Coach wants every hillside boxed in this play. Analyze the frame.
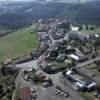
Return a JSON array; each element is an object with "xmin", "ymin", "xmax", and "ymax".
[
  {"xmin": 0, "ymin": 1, "xmax": 100, "ymax": 28},
  {"xmin": 0, "ymin": 26, "xmax": 38, "ymax": 62}
]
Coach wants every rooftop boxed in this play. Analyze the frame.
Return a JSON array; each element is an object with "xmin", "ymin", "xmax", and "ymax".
[{"xmin": 20, "ymin": 87, "xmax": 32, "ymax": 100}]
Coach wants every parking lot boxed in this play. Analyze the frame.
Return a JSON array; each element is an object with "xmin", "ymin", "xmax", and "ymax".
[
  {"xmin": 36, "ymin": 86, "xmax": 71, "ymax": 100},
  {"xmin": 28, "ymin": 72, "xmax": 84, "ymax": 100}
]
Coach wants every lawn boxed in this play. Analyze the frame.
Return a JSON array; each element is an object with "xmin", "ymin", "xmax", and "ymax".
[
  {"xmin": 0, "ymin": 26, "xmax": 38, "ymax": 62},
  {"xmin": 86, "ymin": 64, "xmax": 100, "ymax": 76},
  {"xmin": 79, "ymin": 92, "xmax": 96, "ymax": 100},
  {"xmin": 80, "ymin": 26, "xmax": 100, "ymax": 34}
]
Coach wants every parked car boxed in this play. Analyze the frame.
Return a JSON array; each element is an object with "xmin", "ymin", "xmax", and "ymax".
[
  {"xmin": 55, "ymin": 86, "xmax": 62, "ymax": 91},
  {"xmin": 55, "ymin": 86, "xmax": 69, "ymax": 97},
  {"xmin": 32, "ymin": 94, "xmax": 38, "ymax": 99},
  {"xmin": 64, "ymin": 92, "xmax": 69, "ymax": 97},
  {"xmin": 56, "ymin": 89, "xmax": 61, "ymax": 94},
  {"xmin": 60, "ymin": 92, "xmax": 65, "ymax": 96},
  {"xmin": 43, "ymin": 82, "xmax": 52, "ymax": 88}
]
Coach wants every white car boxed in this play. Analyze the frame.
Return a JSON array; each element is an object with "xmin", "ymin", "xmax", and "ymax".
[
  {"xmin": 60, "ymin": 92, "xmax": 65, "ymax": 96},
  {"xmin": 56, "ymin": 89, "xmax": 61, "ymax": 94}
]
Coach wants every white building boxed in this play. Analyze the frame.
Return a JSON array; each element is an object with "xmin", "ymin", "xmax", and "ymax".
[
  {"xmin": 69, "ymin": 54, "xmax": 88, "ymax": 62},
  {"xmin": 65, "ymin": 70, "xmax": 96, "ymax": 91},
  {"xmin": 71, "ymin": 26, "xmax": 79, "ymax": 31}
]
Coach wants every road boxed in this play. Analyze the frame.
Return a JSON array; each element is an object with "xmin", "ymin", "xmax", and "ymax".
[
  {"xmin": 77, "ymin": 56, "xmax": 100, "ymax": 68},
  {"xmin": 14, "ymin": 53, "xmax": 100, "ymax": 100},
  {"xmin": 14, "ymin": 58, "xmax": 85, "ymax": 100},
  {"xmin": 16, "ymin": 60, "xmax": 39, "ymax": 70},
  {"xmin": 15, "ymin": 59, "xmax": 39, "ymax": 89},
  {"xmin": 76, "ymin": 56, "xmax": 100, "ymax": 83},
  {"xmin": 50, "ymin": 72, "xmax": 85, "ymax": 100}
]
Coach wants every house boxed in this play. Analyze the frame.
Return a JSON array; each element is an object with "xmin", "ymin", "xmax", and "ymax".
[
  {"xmin": 52, "ymin": 34, "xmax": 64, "ymax": 40},
  {"xmin": 15, "ymin": 54, "xmax": 32, "ymax": 64},
  {"xmin": 19, "ymin": 87, "xmax": 32, "ymax": 100},
  {"xmin": 34, "ymin": 70, "xmax": 49, "ymax": 82},
  {"xmin": 6, "ymin": 64, "xmax": 18, "ymax": 74},
  {"xmin": 40, "ymin": 61, "xmax": 49, "ymax": 71},
  {"xmin": 74, "ymin": 79, "xmax": 96, "ymax": 91},
  {"xmin": 39, "ymin": 34, "xmax": 50, "ymax": 42},
  {"xmin": 80, "ymin": 47, "xmax": 91, "ymax": 54},
  {"xmin": 54, "ymin": 39, "xmax": 64, "ymax": 45},
  {"xmin": 95, "ymin": 34, "xmax": 100, "ymax": 38},
  {"xmin": 2, "ymin": 58, "xmax": 12, "ymax": 65},
  {"xmin": 38, "ymin": 19, "xmax": 43, "ymax": 24},
  {"xmin": 69, "ymin": 54, "xmax": 88, "ymax": 62},
  {"xmin": 65, "ymin": 70, "xmax": 96, "ymax": 91},
  {"xmin": 46, "ymin": 51, "xmax": 58, "ymax": 60},
  {"xmin": 46, "ymin": 45, "xmax": 58, "ymax": 59},
  {"xmin": 31, "ymin": 51, "xmax": 41, "ymax": 60},
  {"xmin": 71, "ymin": 27, "xmax": 79, "ymax": 31},
  {"xmin": 70, "ymin": 23, "xmax": 80, "ymax": 31},
  {"xmin": 37, "ymin": 32, "xmax": 46, "ymax": 40},
  {"xmin": 38, "ymin": 25, "xmax": 50, "ymax": 32},
  {"xmin": 74, "ymin": 80, "xmax": 96, "ymax": 91},
  {"xmin": 64, "ymin": 31, "xmax": 89, "ymax": 41},
  {"xmin": 88, "ymin": 33, "xmax": 99, "ymax": 39},
  {"xmin": 39, "ymin": 43, "xmax": 49, "ymax": 53},
  {"xmin": 56, "ymin": 54, "xmax": 66, "ymax": 62},
  {"xmin": 78, "ymin": 34, "xmax": 89, "ymax": 41},
  {"xmin": 66, "ymin": 46, "xmax": 76, "ymax": 54},
  {"xmin": 64, "ymin": 31, "xmax": 80, "ymax": 41}
]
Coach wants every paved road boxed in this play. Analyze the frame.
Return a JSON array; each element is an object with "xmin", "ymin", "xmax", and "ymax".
[
  {"xmin": 15, "ymin": 60, "xmax": 84, "ymax": 100},
  {"xmin": 77, "ymin": 56, "xmax": 100, "ymax": 68},
  {"xmin": 50, "ymin": 72, "xmax": 85, "ymax": 100},
  {"xmin": 15, "ymin": 59, "xmax": 39, "ymax": 87},
  {"xmin": 15, "ymin": 70, "xmax": 28, "ymax": 88},
  {"xmin": 12, "ymin": 90, "xmax": 16, "ymax": 100},
  {"xmin": 77, "ymin": 56, "xmax": 100, "ymax": 83},
  {"xmin": 14, "ymin": 54, "xmax": 100, "ymax": 100},
  {"xmin": 16, "ymin": 60, "xmax": 39, "ymax": 70},
  {"xmin": 37, "ymin": 86, "xmax": 72, "ymax": 100},
  {"xmin": 26, "ymin": 72, "xmax": 84, "ymax": 100},
  {"xmin": 77, "ymin": 67, "xmax": 100, "ymax": 82}
]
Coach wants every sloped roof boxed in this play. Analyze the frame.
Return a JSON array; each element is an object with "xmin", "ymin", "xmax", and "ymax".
[{"xmin": 20, "ymin": 87, "xmax": 32, "ymax": 100}]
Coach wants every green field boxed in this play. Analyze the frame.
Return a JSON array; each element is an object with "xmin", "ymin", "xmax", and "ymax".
[
  {"xmin": 80, "ymin": 26, "xmax": 100, "ymax": 34},
  {"xmin": 79, "ymin": 92, "xmax": 95, "ymax": 100},
  {"xmin": 0, "ymin": 26, "xmax": 38, "ymax": 62}
]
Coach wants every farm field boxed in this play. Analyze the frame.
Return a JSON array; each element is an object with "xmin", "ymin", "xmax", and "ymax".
[{"xmin": 0, "ymin": 26, "xmax": 38, "ymax": 62}]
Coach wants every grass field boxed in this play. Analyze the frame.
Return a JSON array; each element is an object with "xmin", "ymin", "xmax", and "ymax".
[
  {"xmin": 80, "ymin": 27, "xmax": 100, "ymax": 34},
  {"xmin": 79, "ymin": 92, "xmax": 95, "ymax": 100},
  {"xmin": 0, "ymin": 26, "xmax": 38, "ymax": 62}
]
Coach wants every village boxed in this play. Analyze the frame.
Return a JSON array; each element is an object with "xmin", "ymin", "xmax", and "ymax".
[{"xmin": 0, "ymin": 19, "xmax": 100, "ymax": 100}]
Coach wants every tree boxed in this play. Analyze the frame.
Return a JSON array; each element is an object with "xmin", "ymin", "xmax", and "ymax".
[{"xmin": 1, "ymin": 67, "xmax": 7, "ymax": 76}]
